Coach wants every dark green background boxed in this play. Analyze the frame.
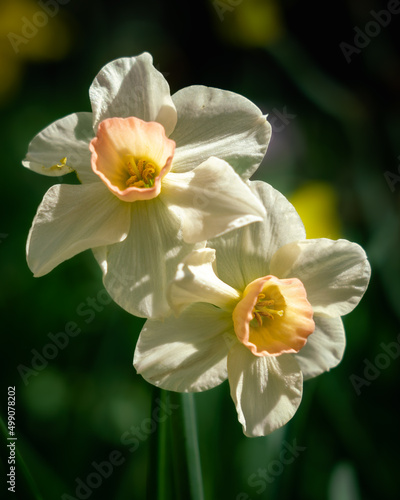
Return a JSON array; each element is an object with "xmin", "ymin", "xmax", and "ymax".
[{"xmin": 1, "ymin": 0, "xmax": 399, "ymax": 499}]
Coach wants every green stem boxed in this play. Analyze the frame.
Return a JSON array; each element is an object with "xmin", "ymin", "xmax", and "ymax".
[
  {"xmin": 181, "ymin": 393, "xmax": 204, "ymax": 500},
  {"xmin": 157, "ymin": 390, "xmax": 169, "ymax": 500},
  {"xmin": 147, "ymin": 387, "xmax": 170, "ymax": 500}
]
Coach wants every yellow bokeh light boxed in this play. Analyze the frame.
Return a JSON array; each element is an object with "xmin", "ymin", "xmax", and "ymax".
[
  {"xmin": 0, "ymin": 0, "xmax": 72, "ymax": 62},
  {"xmin": 289, "ymin": 181, "xmax": 342, "ymax": 240},
  {"xmin": 212, "ymin": 0, "xmax": 285, "ymax": 47}
]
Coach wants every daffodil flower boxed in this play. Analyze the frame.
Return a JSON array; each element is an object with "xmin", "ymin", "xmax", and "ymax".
[
  {"xmin": 133, "ymin": 181, "xmax": 371, "ymax": 436},
  {"xmin": 23, "ymin": 53, "xmax": 271, "ymax": 318}
]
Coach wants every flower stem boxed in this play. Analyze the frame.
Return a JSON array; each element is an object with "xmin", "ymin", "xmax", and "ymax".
[
  {"xmin": 181, "ymin": 393, "xmax": 205, "ymax": 500},
  {"xmin": 157, "ymin": 389, "xmax": 169, "ymax": 500},
  {"xmin": 147, "ymin": 387, "xmax": 170, "ymax": 500},
  {"xmin": 150, "ymin": 390, "xmax": 204, "ymax": 499}
]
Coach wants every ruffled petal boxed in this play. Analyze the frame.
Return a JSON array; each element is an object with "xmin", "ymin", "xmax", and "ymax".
[
  {"xmin": 161, "ymin": 158, "xmax": 266, "ymax": 244},
  {"xmin": 22, "ymin": 112, "xmax": 97, "ymax": 184},
  {"xmin": 89, "ymin": 53, "xmax": 177, "ymax": 136},
  {"xmin": 170, "ymin": 85, "xmax": 271, "ymax": 179},
  {"xmin": 168, "ymin": 248, "xmax": 241, "ymax": 315},
  {"xmin": 90, "ymin": 117, "xmax": 175, "ymax": 202},
  {"xmin": 232, "ymin": 276, "xmax": 314, "ymax": 357},
  {"xmin": 228, "ymin": 343, "xmax": 303, "ymax": 436},
  {"xmin": 269, "ymin": 239, "xmax": 371, "ymax": 317},
  {"xmin": 99, "ymin": 196, "xmax": 193, "ymax": 319},
  {"xmin": 134, "ymin": 303, "xmax": 233, "ymax": 392},
  {"xmin": 209, "ymin": 181, "xmax": 306, "ymax": 291},
  {"xmin": 294, "ymin": 316, "xmax": 346, "ymax": 380},
  {"xmin": 27, "ymin": 183, "xmax": 130, "ymax": 277}
]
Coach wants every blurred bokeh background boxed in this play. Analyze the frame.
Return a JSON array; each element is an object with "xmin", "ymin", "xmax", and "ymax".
[{"xmin": 1, "ymin": 0, "xmax": 399, "ymax": 498}]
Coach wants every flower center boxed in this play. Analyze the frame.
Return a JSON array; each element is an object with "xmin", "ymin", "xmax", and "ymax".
[
  {"xmin": 232, "ymin": 275, "xmax": 315, "ymax": 357},
  {"xmin": 89, "ymin": 117, "xmax": 175, "ymax": 202},
  {"xmin": 252, "ymin": 293, "xmax": 284, "ymax": 325},
  {"xmin": 125, "ymin": 156, "xmax": 157, "ymax": 188}
]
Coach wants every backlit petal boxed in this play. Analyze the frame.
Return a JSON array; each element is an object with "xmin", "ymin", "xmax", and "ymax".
[
  {"xmin": 27, "ymin": 183, "xmax": 130, "ymax": 277},
  {"xmin": 209, "ymin": 181, "xmax": 306, "ymax": 291},
  {"xmin": 294, "ymin": 316, "xmax": 345, "ymax": 380},
  {"xmin": 134, "ymin": 303, "xmax": 233, "ymax": 392},
  {"xmin": 170, "ymin": 85, "xmax": 271, "ymax": 179},
  {"xmin": 22, "ymin": 112, "xmax": 96, "ymax": 184},
  {"xmin": 99, "ymin": 196, "xmax": 193, "ymax": 319},
  {"xmin": 269, "ymin": 239, "xmax": 371, "ymax": 317},
  {"xmin": 89, "ymin": 53, "xmax": 177, "ymax": 135},
  {"xmin": 228, "ymin": 343, "xmax": 303, "ymax": 436},
  {"xmin": 168, "ymin": 248, "xmax": 241, "ymax": 315},
  {"xmin": 161, "ymin": 158, "xmax": 266, "ymax": 244}
]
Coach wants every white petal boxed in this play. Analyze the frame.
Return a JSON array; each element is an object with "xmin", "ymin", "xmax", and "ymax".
[
  {"xmin": 22, "ymin": 112, "xmax": 97, "ymax": 184},
  {"xmin": 209, "ymin": 180, "xmax": 306, "ymax": 291},
  {"xmin": 170, "ymin": 85, "xmax": 271, "ymax": 179},
  {"xmin": 295, "ymin": 316, "xmax": 345, "ymax": 380},
  {"xmin": 270, "ymin": 239, "xmax": 371, "ymax": 317},
  {"xmin": 168, "ymin": 248, "xmax": 241, "ymax": 315},
  {"xmin": 27, "ymin": 183, "xmax": 130, "ymax": 277},
  {"xmin": 228, "ymin": 344, "xmax": 303, "ymax": 437},
  {"xmin": 161, "ymin": 158, "xmax": 266, "ymax": 244},
  {"xmin": 134, "ymin": 303, "xmax": 234, "ymax": 392},
  {"xmin": 92, "ymin": 245, "xmax": 107, "ymax": 275},
  {"xmin": 100, "ymin": 197, "xmax": 193, "ymax": 319},
  {"xmin": 89, "ymin": 53, "xmax": 177, "ymax": 135}
]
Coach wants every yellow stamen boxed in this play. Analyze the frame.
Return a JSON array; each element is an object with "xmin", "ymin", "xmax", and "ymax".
[
  {"xmin": 125, "ymin": 155, "xmax": 156, "ymax": 188},
  {"xmin": 126, "ymin": 156, "xmax": 140, "ymax": 177},
  {"xmin": 137, "ymin": 159, "xmax": 145, "ymax": 174},
  {"xmin": 44, "ymin": 157, "xmax": 73, "ymax": 172},
  {"xmin": 252, "ymin": 294, "xmax": 284, "ymax": 325}
]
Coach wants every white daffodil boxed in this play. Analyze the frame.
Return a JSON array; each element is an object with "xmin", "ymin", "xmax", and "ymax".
[
  {"xmin": 133, "ymin": 181, "xmax": 371, "ymax": 436},
  {"xmin": 23, "ymin": 53, "xmax": 271, "ymax": 318}
]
